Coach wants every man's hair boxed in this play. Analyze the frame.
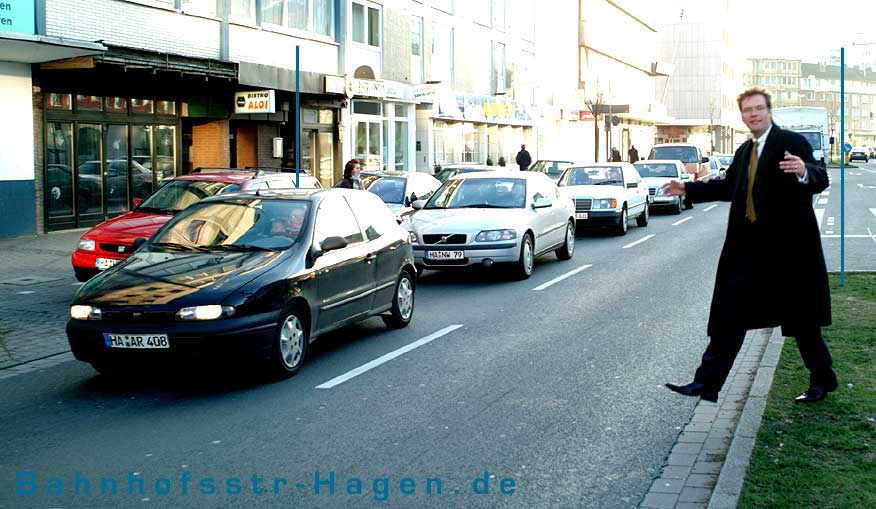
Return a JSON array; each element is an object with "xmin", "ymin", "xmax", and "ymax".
[
  {"xmin": 736, "ymin": 87, "xmax": 772, "ymax": 111},
  {"xmin": 344, "ymin": 159, "xmax": 361, "ymax": 178}
]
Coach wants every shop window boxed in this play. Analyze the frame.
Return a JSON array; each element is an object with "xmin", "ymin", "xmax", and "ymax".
[
  {"xmin": 131, "ymin": 99, "xmax": 154, "ymax": 114},
  {"xmin": 353, "ymin": 101, "xmax": 381, "ymax": 116},
  {"xmin": 156, "ymin": 101, "xmax": 176, "ymax": 115},
  {"xmin": 47, "ymin": 94, "xmax": 72, "ymax": 111},
  {"xmin": 301, "ymin": 108, "xmax": 318, "ymax": 124},
  {"xmin": 46, "ymin": 123, "xmax": 74, "ymax": 218},
  {"xmin": 394, "ymin": 105, "xmax": 407, "ymax": 118},
  {"xmin": 104, "ymin": 97, "xmax": 128, "ymax": 113},
  {"xmin": 76, "ymin": 95, "xmax": 102, "ymax": 111},
  {"xmin": 318, "ymin": 109, "xmax": 333, "ymax": 124}
]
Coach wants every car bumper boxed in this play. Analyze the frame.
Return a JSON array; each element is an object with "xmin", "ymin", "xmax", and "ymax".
[
  {"xmin": 849, "ymin": 155, "xmax": 867, "ymax": 161},
  {"xmin": 648, "ymin": 195, "xmax": 680, "ymax": 207},
  {"xmin": 412, "ymin": 241, "xmax": 519, "ymax": 268},
  {"xmin": 574, "ymin": 210, "xmax": 622, "ymax": 227},
  {"xmin": 72, "ymin": 249, "xmax": 129, "ymax": 271},
  {"xmin": 66, "ymin": 310, "xmax": 281, "ymax": 364}
]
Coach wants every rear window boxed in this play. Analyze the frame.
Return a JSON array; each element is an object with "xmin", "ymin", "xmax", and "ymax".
[
  {"xmin": 649, "ymin": 146, "xmax": 699, "ymax": 164},
  {"xmin": 801, "ymin": 133, "xmax": 821, "ymax": 150}
]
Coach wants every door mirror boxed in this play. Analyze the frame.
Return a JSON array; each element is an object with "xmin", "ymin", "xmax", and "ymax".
[
  {"xmin": 320, "ymin": 236, "xmax": 348, "ymax": 253},
  {"xmin": 701, "ymin": 156, "xmax": 709, "ymax": 164},
  {"xmin": 532, "ymin": 197, "xmax": 552, "ymax": 209},
  {"xmin": 132, "ymin": 197, "xmax": 143, "ymax": 208},
  {"xmin": 131, "ymin": 237, "xmax": 147, "ymax": 251},
  {"xmin": 411, "ymin": 199, "xmax": 426, "ymax": 210}
]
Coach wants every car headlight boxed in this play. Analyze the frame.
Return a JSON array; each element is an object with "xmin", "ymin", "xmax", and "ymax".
[
  {"xmin": 408, "ymin": 231, "xmax": 418, "ymax": 244},
  {"xmin": 78, "ymin": 239, "xmax": 96, "ymax": 251},
  {"xmin": 176, "ymin": 305, "xmax": 235, "ymax": 321},
  {"xmin": 70, "ymin": 305, "xmax": 101, "ymax": 320},
  {"xmin": 475, "ymin": 229, "xmax": 517, "ymax": 242},
  {"xmin": 591, "ymin": 198, "xmax": 617, "ymax": 210}
]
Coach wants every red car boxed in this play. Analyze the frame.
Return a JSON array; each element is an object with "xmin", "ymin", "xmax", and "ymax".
[{"xmin": 72, "ymin": 169, "xmax": 318, "ymax": 281}]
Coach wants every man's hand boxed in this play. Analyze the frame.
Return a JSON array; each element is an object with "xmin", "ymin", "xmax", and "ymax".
[
  {"xmin": 662, "ymin": 180, "xmax": 686, "ymax": 196},
  {"xmin": 779, "ymin": 151, "xmax": 807, "ymax": 177}
]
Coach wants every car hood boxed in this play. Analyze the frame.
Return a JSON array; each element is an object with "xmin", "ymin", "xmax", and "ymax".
[
  {"xmin": 73, "ymin": 249, "xmax": 286, "ymax": 307},
  {"xmin": 82, "ymin": 211, "xmax": 173, "ymax": 244},
  {"xmin": 640, "ymin": 177, "xmax": 677, "ymax": 186},
  {"xmin": 408, "ymin": 208, "xmax": 532, "ymax": 235},
  {"xmin": 559, "ymin": 185, "xmax": 624, "ymax": 199}
]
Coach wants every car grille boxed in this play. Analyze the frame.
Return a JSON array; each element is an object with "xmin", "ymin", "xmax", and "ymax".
[
  {"xmin": 573, "ymin": 199, "xmax": 592, "ymax": 212},
  {"xmin": 99, "ymin": 243, "xmax": 130, "ymax": 254},
  {"xmin": 648, "ymin": 187, "xmax": 657, "ymax": 196},
  {"xmin": 423, "ymin": 234, "xmax": 467, "ymax": 245}
]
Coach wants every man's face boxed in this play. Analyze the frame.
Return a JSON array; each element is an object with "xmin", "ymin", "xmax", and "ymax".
[{"xmin": 740, "ymin": 94, "xmax": 772, "ymax": 135}]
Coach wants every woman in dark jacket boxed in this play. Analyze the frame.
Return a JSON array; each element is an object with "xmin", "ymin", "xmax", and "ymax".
[{"xmin": 337, "ymin": 159, "xmax": 364, "ymax": 190}]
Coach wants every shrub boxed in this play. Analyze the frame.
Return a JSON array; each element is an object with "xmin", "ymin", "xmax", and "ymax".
[{"xmin": 498, "ymin": 156, "xmax": 507, "ymax": 167}]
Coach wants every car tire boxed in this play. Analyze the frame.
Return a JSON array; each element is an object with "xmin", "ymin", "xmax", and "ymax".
[
  {"xmin": 271, "ymin": 306, "xmax": 308, "ymax": 377},
  {"xmin": 636, "ymin": 202, "xmax": 649, "ymax": 227},
  {"xmin": 74, "ymin": 267, "xmax": 96, "ymax": 282},
  {"xmin": 673, "ymin": 197, "xmax": 684, "ymax": 215},
  {"xmin": 382, "ymin": 270, "xmax": 415, "ymax": 329},
  {"xmin": 616, "ymin": 207, "xmax": 628, "ymax": 236},
  {"xmin": 415, "ymin": 264, "xmax": 425, "ymax": 278},
  {"xmin": 513, "ymin": 233, "xmax": 535, "ymax": 279},
  {"xmin": 555, "ymin": 220, "xmax": 575, "ymax": 260}
]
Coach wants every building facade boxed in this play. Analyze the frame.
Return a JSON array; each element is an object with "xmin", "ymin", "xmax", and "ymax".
[
  {"xmin": 743, "ymin": 58, "xmax": 802, "ymax": 108},
  {"xmin": 799, "ymin": 62, "xmax": 876, "ymax": 152}
]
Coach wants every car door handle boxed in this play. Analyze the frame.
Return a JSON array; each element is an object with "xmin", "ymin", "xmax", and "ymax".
[{"xmin": 365, "ymin": 253, "xmax": 377, "ymax": 262}]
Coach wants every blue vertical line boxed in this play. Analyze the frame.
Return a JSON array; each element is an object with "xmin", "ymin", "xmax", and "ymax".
[
  {"xmin": 840, "ymin": 47, "xmax": 845, "ymax": 286},
  {"xmin": 295, "ymin": 45, "xmax": 301, "ymax": 188}
]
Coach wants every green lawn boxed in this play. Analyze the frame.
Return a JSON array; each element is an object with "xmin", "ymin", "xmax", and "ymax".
[{"xmin": 739, "ymin": 273, "xmax": 876, "ymax": 508}]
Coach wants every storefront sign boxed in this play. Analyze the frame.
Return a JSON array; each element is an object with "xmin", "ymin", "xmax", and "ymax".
[
  {"xmin": 234, "ymin": 90, "xmax": 276, "ymax": 114},
  {"xmin": 435, "ymin": 92, "xmax": 535, "ymax": 125},
  {"xmin": 384, "ymin": 81, "xmax": 413, "ymax": 101},
  {"xmin": 0, "ymin": 0, "xmax": 35, "ymax": 35},
  {"xmin": 352, "ymin": 79, "xmax": 385, "ymax": 99},
  {"xmin": 413, "ymin": 84, "xmax": 438, "ymax": 103},
  {"xmin": 324, "ymin": 75, "xmax": 345, "ymax": 96}
]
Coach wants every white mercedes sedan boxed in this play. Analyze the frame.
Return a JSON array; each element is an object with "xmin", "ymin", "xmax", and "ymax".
[{"xmin": 405, "ymin": 171, "xmax": 575, "ymax": 279}]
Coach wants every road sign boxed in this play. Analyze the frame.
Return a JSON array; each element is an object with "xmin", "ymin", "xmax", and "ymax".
[{"xmin": 843, "ymin": 143, "xmax": 852, "ymax": 153}]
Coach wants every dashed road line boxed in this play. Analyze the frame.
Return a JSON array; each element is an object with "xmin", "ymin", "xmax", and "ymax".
[
  {"xmin": 622, "ymin": 234, "xmax": 655, "ymax": 250},
  {"xmin": 703, "ymin": 204, "xmax": 718, "ymax": 212},
  {"xmin": 672, "ymin": 217, "xmax": 693, "ymax": 226},
  {"xmin": 869, "ymin": 208, "xmax": 876, "ymax": 219},
  {"xmin": 869, "ymin": 228, "xmax": 876, "ymax": 248},
  {"xmin": 315, "ymin": 324, "xmax": 464, "ymax": 389},
  {"xmin": 817, "ymin": 198, "xmax": 829, "ymax": 205},
  {"xmin": 533, "ymin": 264, "xmax": 593, "ymax": 291},
  {"xmin": 815, "ymin": 209, "xmax": 825, "ymax": 230}
]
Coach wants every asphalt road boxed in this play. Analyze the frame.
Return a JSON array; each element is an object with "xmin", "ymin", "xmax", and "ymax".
[
  {"xmin": 818, "ymin": 160, "xmax": 876, "ymax": 271},
  {"xmin": 3, "ymin": 177, "xmax": 868, "ymax": 507}
]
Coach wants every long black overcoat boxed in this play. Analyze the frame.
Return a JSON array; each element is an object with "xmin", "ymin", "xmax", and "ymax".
[{"xmin": 684, "ymin": 125, "xmax": 830, "ymax": 336}]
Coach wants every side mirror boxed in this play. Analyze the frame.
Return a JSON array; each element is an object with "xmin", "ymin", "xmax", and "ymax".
[
  {"xmin": 411, "ymin": 199, "xmax": 426, "ymax": 210},
  {"xmin": 532, "ymin": 197, "xmax": 552, "ymax": 209},
  {"xmin": 626, "ymin": 183, "xmax": 638, "ymax": 189},
  {"xmin": 701, "ymin": 157, "xmax": 709, "ymax": 164},
  {"xmin": 132, "ymin": 197, "xmax": 143, "ymax": 208},
  {"xmin": 320, "ymin": 236, "xmax": 348, "ymax": 253},
  {"xmin": 131, "ymin": 237, "xmax": 147, "ymax": 251}
]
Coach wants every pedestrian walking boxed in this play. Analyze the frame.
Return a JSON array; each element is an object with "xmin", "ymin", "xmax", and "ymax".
[
  {"xmin": 662, "ymin": 87, "xmax": 836, "ymax": 403},
  {"xmin": 628, "ymin": 145, "xmax": 639, "ymax": 162},
  {"xmin": 515, "ymin": 144, "xmax": 532, "ymax": 171},
  {"xmin": 338, "ymin": 159, "xmax": 365, "ymax": 190},
  {"xmin": 610, "ymin": 147, "xmax": 622, "ymax": 162}
]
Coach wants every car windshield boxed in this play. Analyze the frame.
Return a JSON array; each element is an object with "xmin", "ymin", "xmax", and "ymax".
[
  {"xmin": 152, "ymin": 199, "xmax": 311, "ymax": 251},
  {"xmin": 717, "ymin": 156, "xmax": 733, "ymax": 167},
  {"xmin": 650, "ymin": 147, "xmax": 699, "ymax": 164},
  {"xmin": 634, "ymin": 163, "xmax": 677, "ymax": 178},
  {"xmin": 559, "ymin": 166, "xmax": 624, "ymax": 187},
  {"xmin": 425, "ymin": 178, "xmax": 526, "ymax": 209},
  {"xmin": 137, "ymin": 179, "xmax": 236, "ymax": 213},
  {"xmin": 364, "ymin": 176, "xmax": 406, "ymax": 204},
  {"xmin": 801, "ymin": 132, "xmax": 822, "ymax": 150},
  {"xmin": 529, "ymin": 161, "xmax": 548, "ymax": 173}
]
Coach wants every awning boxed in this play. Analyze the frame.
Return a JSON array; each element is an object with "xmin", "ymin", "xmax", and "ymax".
[
  {"xmin": 238, "ymin": 62, "xmax": 325, "ymax": 94},
  {"xmin": 0, "ymin": 32, "xmax": 106, "ymax": 64}
]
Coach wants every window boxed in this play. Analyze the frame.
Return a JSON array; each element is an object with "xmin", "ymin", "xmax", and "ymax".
[
  {"xmin": 130, "ymin": 99, "xmax": 153, "ymax": 114},
  {"xmin": 411, "ymin": 16, "xmax": 423, "ymax": 84},
  {"xmin": 156, "ymin": 101, "xmax": 176, "ymax": 115},
  {"xmin": 493, "ymin": 42, "xmax": 506, "ymax": 94},
  {"xmin": 47, "ymin": 94, "xmax": 72, "ymax": 111},
  {"xmin": 230, "ymin": 0, "xmax": 255, "ymax": 22},
  {"xmin": 314, "ymin": 197, "xmax": 363, "ymax": 247},
  {"xmin": 105, "ymin": 97, "xmax": 128, "ymax": 113},
  {"xmin": 431, "ymin": 23, "xmax": 454, "ymax": 85},
  {"xmin": 76, "ymin": 95, "xmax": 101, "ymax": 111},
  {"xmin": 181, "ymin": 0, "xmax": 217, "ymax": 17},
  {"xmin": 352, "ymin": 2, "xmax": 380, "ymax": 46},
  {"xmin": 260, "ymin": 0, "xmax": 333, "ymax": 37}
]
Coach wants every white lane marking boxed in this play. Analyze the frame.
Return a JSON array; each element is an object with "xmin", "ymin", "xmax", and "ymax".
[
  {"xmin": 859, "ymin": 183, "xmax": 865, "ymax": 188},
  {"xmin": 622, "ymin": 234, "xmax": 655, "ymax": 249},
  {"xmin": 672, "ymin": 217, "xmax": 693, "ymax": 226},
  {"xmin": 315, "ymin": 324, "xmax": 464, "ymax": 389},
  {"xmin": 818, "ymin": 198, "xmax": 829, "ymax": 205},
  {"xmin": 869, "ymin": 228, "xmax": 876, "ymax": 248},
  {"xmin": 821, "ymin": 235, "xmax": 876, "ymax": 238},
  {"xmin": 826, "ymin": 231, "xmax": 834, "ymax": 235},
  {"xmin": 821, "ymin": 190, "xmax": 830, "ymax": 196},
  {"xmin": 870, "ymin": 208, "xmax": 876, "ymax": 219},
  {"xmin": 815, "ymin": 209, "xmax": 825, "ymax": 230},
  {"xmin": 16, "ymin": 291, "xmax": 35, "ymax": 295},
  {"xmin": 703, "ymin": 204, "xmax": 718, "ymax": 212},
  {"xmin": 533, "ymin": 264, "xmax": 593, "ymax": 291},
  {"xmin": 861, "ymin": 168, "xmax": 876, "ymax": 174}
]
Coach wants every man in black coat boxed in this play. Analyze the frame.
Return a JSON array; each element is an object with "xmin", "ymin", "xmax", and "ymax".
[
  {"xmin": 663, "ymin": 87, "xmax": 836, "ymax": 403},
  {"xmin": 515, "ymin": 145, "xmax": 532, "ymax": 171},
  {"xmin": 628, "ymin": 145, "xmax": 639, "ymax": 162}
]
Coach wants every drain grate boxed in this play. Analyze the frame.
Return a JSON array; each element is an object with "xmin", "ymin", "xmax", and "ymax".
[{"xmin": 0, "ymin": 275, "xmax": 64, "ymax": 286}]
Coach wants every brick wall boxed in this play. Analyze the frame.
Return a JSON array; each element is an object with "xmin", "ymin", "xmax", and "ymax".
[
  {"xmin": 191, "ymin": 121, "xmax": 230, "ymax": 169},
  {"xmin": 33, "ymin": 89, "xmax": 45, "ymax": 233}
]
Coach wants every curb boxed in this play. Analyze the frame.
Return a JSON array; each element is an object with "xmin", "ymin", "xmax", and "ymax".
[{"xmin": 707, "ymin": 329, "xmax": 784, "ymax": 508}]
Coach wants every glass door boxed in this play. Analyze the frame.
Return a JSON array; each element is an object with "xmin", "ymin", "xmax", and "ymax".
[
  {"xmin": 45, "ymin": 122, "xmax": 75, "ymax": 229},
  {"xmin": 131, "ymin": 125, "xmax": 154, "ymax": 203},
  {"xmin": 317, "ymin": 131, "xmax": 334, "ymax": 188},
  {"xmin": 76, "ymin": 123, "xmax": 104, "ymax": 224},
  {"xmin": 105, "ymin": 124, "xmax": 130, "ymax": 215}
]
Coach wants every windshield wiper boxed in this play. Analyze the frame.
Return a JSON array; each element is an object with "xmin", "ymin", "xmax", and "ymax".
[
  {"xmin": 135, "ymin": 206, "xmax": 171, "ymax": 214},
  {"xmin": 593, "ymin": 181, "xmax": 622, "ymax": 185},
  {"xmin": 208, "ymin": 244, "xmax": 275, "ymax": 252},
  {"xmin": 151, "ymin": 242, "xmax": 211, "ymax": 252},
  {"xmin": 456, "ymin": 204, "xmax": 512, "ymax": 208}
]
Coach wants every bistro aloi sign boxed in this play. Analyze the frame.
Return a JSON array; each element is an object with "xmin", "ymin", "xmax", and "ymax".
[{"xmin": 234, "ymin": 90, "xmax": 276, "ymax": 114}]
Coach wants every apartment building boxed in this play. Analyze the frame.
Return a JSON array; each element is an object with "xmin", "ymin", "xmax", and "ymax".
[
  {"xmin": 744, "ymin": 58, "xmax": 802, "ymax": 108},
  {"xmin": 800, "ymin": 62, "xmax": 876, "ymax": 151}
]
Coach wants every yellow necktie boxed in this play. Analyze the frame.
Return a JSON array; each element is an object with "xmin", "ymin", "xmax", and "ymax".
[{"xmin": 746, "ymin": 140, "xmax": 759, "ymax": 222}]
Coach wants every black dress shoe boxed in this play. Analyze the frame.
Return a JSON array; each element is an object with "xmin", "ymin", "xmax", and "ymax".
[
  {"xmin": 666, "ymin": 382, "xmax": 718, "ymax": 403},
  {"xmin": 795, "ymin": 385, "xmax": 828, "ymax": 403}
]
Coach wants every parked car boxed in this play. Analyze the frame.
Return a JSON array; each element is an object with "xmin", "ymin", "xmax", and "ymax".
[
  {"xmin": 529, "ymin": 160, "xmax": 574, "ymax": 182},
  {"xmin": 71, "ymin": 169, "xmax": 316, "ymax": 282},
  {"xmin": 557, "ymin": 163, "xmax": 650, "ymax": 235},
  {"xmin": 434, "ymin": 164, "xmax": 495, "ymax": 183},
  {"xmin": 868, "ymin": 147, "xmax": 876, "ymax": 159},
  {"xmin": 633, "ymin": 160, "xmax": 688, "ymax": 214},
  {"xmin": 707, "ymin": 155, "xmax": 732, "ymax": 181},
  {"xmin": 67, "ymin": 188, "xmax": 416, "ymax": 377},
  {"xmin": 648, "ymin": 143, "xmax": 710, "ymax": 182},
  {"xmin": 340, "ymin": 171, "xmax": 442, "ymax": 219},
  {"xmin": 849, "ymin": 147, "xmax": 869, "ymax": 162},
  {"xmin": 405, "ymin": 171, "xmax": 575, "ymax": 279}
]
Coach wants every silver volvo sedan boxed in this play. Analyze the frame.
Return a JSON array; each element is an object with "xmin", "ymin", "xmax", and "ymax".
[{"xmin": 405, "ymin": 171, "xmax": 576, "ymax": 279}]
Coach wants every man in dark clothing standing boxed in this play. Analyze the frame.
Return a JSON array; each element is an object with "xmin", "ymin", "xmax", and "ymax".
[
  {"xmin": 663, "ymin": 87, "xmax": 836, "ymax": 404},
  {"xmin": 628, "ymin": 145, "xmax": 639, "ymax": 162},
  {"xmin": 610, "ymin": 147, "xmax": 622, "ymax": 162},
  {"xmin": 516, "ymin": 144, "xmax": 532, "ymax": 171}
]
